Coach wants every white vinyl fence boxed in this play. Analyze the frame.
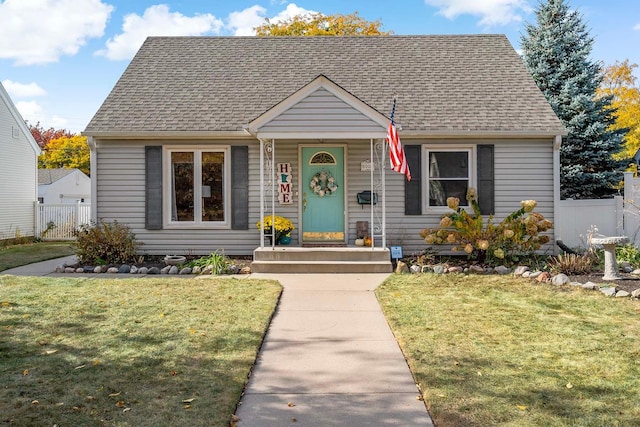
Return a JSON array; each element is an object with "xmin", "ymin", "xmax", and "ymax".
[
  {"xmin": 557, "ymin": 172, "xmax": 640, "ymax": 249},
  {"xmin": 36, "ymin": 202, "xmax": 91, "ymax": 240}
]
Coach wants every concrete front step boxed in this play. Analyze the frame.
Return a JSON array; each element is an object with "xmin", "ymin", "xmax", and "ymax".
[{"xmin": 251, "ymin": 247, "xmax": 393, "ymax": 273}]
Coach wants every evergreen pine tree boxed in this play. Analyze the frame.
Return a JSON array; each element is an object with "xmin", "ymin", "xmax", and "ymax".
[{"xmin": 520, "ymin": 0, "xmax": 627, "ymax": 199}]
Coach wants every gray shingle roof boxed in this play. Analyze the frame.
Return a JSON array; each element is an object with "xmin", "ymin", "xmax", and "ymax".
[
  {"xmin": 38, "ymin": 168, "xmax": 78, "ymax": 185},
  {"xmin": 84, "ymin": 35, "xmax": 566, "ymax": 136}
]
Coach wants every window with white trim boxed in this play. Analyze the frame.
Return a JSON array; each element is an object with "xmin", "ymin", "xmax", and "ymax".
[
  {"xmin": 164, "ymin": 147, "xmax": 229, "ymax": 226},
  {"xmin": 425, "ymin": 146, "xmax": 474, "ymax": 208}
]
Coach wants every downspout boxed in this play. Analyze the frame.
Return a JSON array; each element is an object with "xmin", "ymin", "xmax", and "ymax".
[
  {"xmin": 370, "ymin": 138, "xmax": 375, "ymax": 249},
  {"xmin": 88, "ymin": 136, "xmax": 98, "ymax": 223},
  {"xmin": 553, "ymin": 135, "xmax": 562, "ymax": 254},
  {"xmin": 259, "ymin": 138, "xmax": 264, "ymax": 248}
]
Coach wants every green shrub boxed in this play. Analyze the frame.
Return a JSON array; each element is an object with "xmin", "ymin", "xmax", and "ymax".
[
  {"xmin": 548, "ymin": 252, "xmax": 596, "ymax": 275},
  {"xmin": 188, "ymin": 250, "xmax": 232, "ymax": 274},
  {"xmin": 616, "ymin": 243, "xmax": 640, "ymax": 265},
  {"xmin": 74, "ymin": 220, "xmax": 140, "ymax": 265},
  {"xmin": 419, "ymin": 189, "xmax": 553, "ymax": 265}
]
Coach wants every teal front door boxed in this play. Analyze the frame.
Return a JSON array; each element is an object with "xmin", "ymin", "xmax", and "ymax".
[{"xmin": 301, "ymin": 146, "xmax": 345, "ymax": 243}]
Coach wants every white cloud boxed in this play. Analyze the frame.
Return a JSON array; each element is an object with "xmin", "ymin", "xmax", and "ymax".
[
  {"xmin": 227, "ymin": 3, "xmax": 317, "ymax": 36},
  {"xmin": 1, "ymin": 80, "xmax": 46, "ymax": 98},
  {"xmin": 425, "ymin": 0, "xmax": 532, "ymax": 26},
  {"xmin": 0, "ymin": 0, "xmax": 112, "ymax": 65},
  {"xmin": 270, "ymin": 3, "xmax": 317, "ymax": 23},
  {"xmin": 15, "ymin": 101, "xmax": 43, "ymax": 123},
  {"xmin": 96, "ymin": 4, "xmax": 224, "ymax": 61},
  {"xmin": 228, "ymin": 5, "xmax": 268, "ymax": 36},
  {"xmin": 634, "ymin": 23, "xmax": 640, "ymax": 31}
]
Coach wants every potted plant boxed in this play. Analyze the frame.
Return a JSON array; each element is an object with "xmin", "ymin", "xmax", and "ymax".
[{"xmin": 256, "ymin": 215, "xmax": 295, "ymax": 245}]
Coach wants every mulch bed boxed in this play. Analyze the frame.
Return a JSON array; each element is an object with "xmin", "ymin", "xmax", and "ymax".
[{"xmin": 567, "ymin": 272, "xmax": 640, "ymax": 294}]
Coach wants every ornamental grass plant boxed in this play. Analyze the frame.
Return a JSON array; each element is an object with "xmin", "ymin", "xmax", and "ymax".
[{"xmin": 420, "ymin": 189, "xmax": 552, "ymax": 265}]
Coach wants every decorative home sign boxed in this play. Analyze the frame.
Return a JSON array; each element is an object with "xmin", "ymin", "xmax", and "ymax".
[{"xmin": 277, "ymin": 163, "xmax": 293, "ymax": 204}]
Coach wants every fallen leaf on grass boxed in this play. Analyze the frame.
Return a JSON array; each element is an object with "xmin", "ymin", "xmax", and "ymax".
[
  {"xmin": 45, "ymin": 350, "xmax": 57, "ymax": 355},
  {"xmin": 23, "ymin": 369, "xmax": 29, "ymax": 376},
  {"xmin": 566, "ymin": 383, "xmax": 573, "ymax": 389},
  {"xmin": 31, "ymin": 400, "xmax": 39, "ymax": 405},
  {"xmin": 75, "ymin": 364, "xmax": 86, "ymax": 370},
  {"xmin": 123, "ymin": 407, "xmax": 131, "ymax": 413},
  {"xmin": 115, "ymin": 400, "xmax": 125, "ymax": 408},
  {"xmin": 183, "ymin": 404, "xmax": 191, "ymax": 409},
  {"xmin": 516, "ymin": 405, "xmax": 527, "ymax": 411},
  {"xmin": 182, "ymin": 398, "xmax": 195, "ymax": 403}
]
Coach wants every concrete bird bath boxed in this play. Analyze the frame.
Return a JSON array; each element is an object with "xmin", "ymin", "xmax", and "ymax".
[{"xmin": 590, "ymin": 236, "xmax": 629, "ymax": 281}]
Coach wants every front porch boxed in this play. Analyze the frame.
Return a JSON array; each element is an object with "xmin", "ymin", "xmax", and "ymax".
[{"xmin": 251, "ymin": 246, "xmax": 393, "ymax": 273}]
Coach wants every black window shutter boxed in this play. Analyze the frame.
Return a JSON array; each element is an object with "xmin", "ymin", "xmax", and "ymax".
[
  {"xmin": 231, "ymin": 146, "xmax": 249, "ymax": 230},
  {"xmin": 145, "ymin": 146, "xmax": 163, "ymax": 230},
  {"xmin": 477, "ymin": 144, "xmax": 495, "ymax": 215},
  {"xmin": 404, "ymin": 145, "xmax": 422, "ymax": 215}
]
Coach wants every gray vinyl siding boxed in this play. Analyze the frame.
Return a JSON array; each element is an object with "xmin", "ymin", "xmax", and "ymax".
[
  {"xmin": 96, "ymin": 140, "xmax": 262, "ymax": 256},
  {"xmin": 387, "ymin": 138, "xmax": 556, "ymax": 253},
  {"xmin": 95, "ymin": 137, "xmax": 555, "ymax": 255},
  {"xmin": 259, "ymin": 88, "xmax": 383, "ymax": 134},
  {"xmin": 0, "ymin": 101, "xmax": 37, "ymax": 240}
]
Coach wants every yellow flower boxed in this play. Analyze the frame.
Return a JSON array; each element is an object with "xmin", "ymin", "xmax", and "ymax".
[
  {"xmin": 447, "ymin": 197, "xmax": 460, "ymax": 210},
  {"xmin": 464, "ymin": 243, "xmax": 473, "ymax": 254},
  {"xmin": 538, "ymin": 235, "xmax": 551, "ymax": 244},
  {"xmin": 478, "ymin": 240, "xmax": 489, "ymax": 250},
  {"xmin": 446, "ymin": 233, "xmax": 457, "ymax": 243},
  {"xmin": 424, "ymin": 234, "xmax": 437, "ymax": 244},
  {"xmin": 494, "ymin": 248, "xmax": 505, "ymax": 259},
  {"xmin": 521, "ymin": 200, "xmax": 537, "ymax": 213},
  {"xmin": 440, "ymin": 216, "xmax": 453, "ymax": 227},
  {"xmin": 504, "ymin": 229, "xmax": 515, "ymax": 238},
  {"xmin": 466, "ymin": 188, "xmax": 477, "ymax": 202},
  {"xmin": 257, "ymin": 215, "xmax": 295, "ymax": 233}
]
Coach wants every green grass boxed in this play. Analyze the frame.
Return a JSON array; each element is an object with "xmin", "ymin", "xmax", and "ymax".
[
  {"xmin": 376, "ymin": 274, "xmax": 640, "ymax": 427},
  {"xmin": 0, "ymin": 241, "xmax": 75, "ymax": 272},
  {"xmin": 0, "ymin": 276, "xmax": 281, "ymax": 426}
]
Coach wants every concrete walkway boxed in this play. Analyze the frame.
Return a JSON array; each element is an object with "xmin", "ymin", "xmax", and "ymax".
[
  {"xmin": 1, "ymin": 255, "xmax": 78, "ymax": 276},
  {"xmin": 235, "ymin": 273, "xmax": 434, "ymax": 426},
  {"xmin": 2, "ymin": 260, "xmax": 434, "ymax": 425}
]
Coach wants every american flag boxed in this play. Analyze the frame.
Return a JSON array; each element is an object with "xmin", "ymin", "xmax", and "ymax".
[{"xmin": 387, "ymin": 99, "xmax": 411, "ymax": 181}]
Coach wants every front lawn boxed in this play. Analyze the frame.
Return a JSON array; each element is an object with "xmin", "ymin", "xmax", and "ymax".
[
  {"xmin": 377, "ymin": 274, "xmax": 640, "ymax": 427},
  {"xmin": 0, "ymin": 276, "xmax": 281, "ymax": 426},
  {"xmin": 0, "ymin": 241, "xmax": 75, "ymax": 272}
]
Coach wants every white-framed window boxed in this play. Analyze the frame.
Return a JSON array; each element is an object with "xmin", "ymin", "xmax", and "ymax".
[
  {"xmin": 424, "ymin": 146, "xmax": 475, "ymax": 210},
  {"xmin": 163, "ymin": 146, "xmax": 230, "ymax": 227}
]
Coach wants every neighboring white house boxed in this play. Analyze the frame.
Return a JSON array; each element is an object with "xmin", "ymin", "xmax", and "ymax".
[
  {"xmin": 0, "ymin": 81, "xmax": 41, "ymax": 241},
  {"xmin": 38, "ymin": 168, "xmax": 91, "ymax": 204}
]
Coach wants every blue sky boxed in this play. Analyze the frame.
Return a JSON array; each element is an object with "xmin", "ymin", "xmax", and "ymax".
[{"xmin": 1, "ymin": 0, "xmax": 639, "ymax": 133}]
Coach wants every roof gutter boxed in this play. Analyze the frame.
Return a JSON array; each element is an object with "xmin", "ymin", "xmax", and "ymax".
[{"xmin": 82, "ymin": 130, "xmax": 252, "ymax": 140}]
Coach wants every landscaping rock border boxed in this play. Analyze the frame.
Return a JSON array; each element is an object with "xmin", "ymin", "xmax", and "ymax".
[
  {"xmin": 54, "ymin": 262, "xmax": 252, "ymax": 275},
  {"xmin": 395, "ymin": 261, "xmax": 640, "ymax": 299}
]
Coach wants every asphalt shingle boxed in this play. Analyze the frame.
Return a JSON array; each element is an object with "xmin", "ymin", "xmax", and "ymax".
[{"xmin": 84, "ymin": 35, "xmax": 565, "ymax": 135}]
